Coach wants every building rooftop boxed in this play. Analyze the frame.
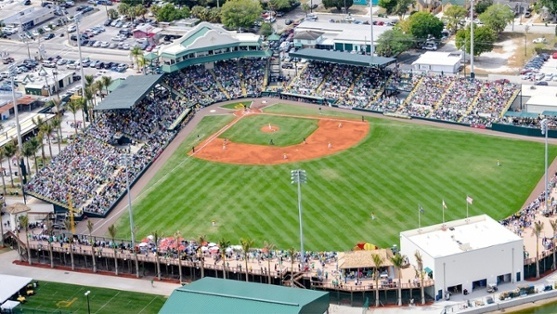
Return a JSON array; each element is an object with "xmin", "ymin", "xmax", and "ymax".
[
  {"xmin": 522, "ymin": 85, "xmax": 557, "ymax": 110},
  {"xmin": 295, "ymin": 21, "xmax": 391, "ymax": 43},
  {"xmin": 412, "ymin": 51, "xmax": 463, "ymax": 67},
  {"xmin": 400, "ymin": 214, "xmax": 522, "ymax": 258}
]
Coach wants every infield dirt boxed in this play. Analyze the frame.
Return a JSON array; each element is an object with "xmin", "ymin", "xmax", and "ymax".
[{"xmin": 191, "ymin": 110, "xmax": 369, "ymax": 165}]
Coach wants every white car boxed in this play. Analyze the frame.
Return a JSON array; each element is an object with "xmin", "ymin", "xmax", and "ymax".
[
  {"xmin": 68, "ymin": 24, "xmax": 77, "ymax": 32},
  {"xmin": 535, "ymin": 73, "xmax": 545, "ymax": 80},
  {"xmin": 422, "ymin": 43, "xmax": 438, "ymax": 51},
  {"xmin": 533, "ymin": 37, "xmax": 547, "ymax": 44},
  {"xmin": 100, "ymin": 41, "xmax": 109, "ymax": 48},
  {"xmin": 545, "ymin": 73, "xmax": 553, "ymax": 81},
  {"xmin": 553, "ymin": 75, "xmax": 557, "ymax": 82}
]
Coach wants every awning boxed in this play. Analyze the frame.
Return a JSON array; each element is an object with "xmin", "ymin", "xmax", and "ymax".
[
  {"xmin": 542, "ymin": 111, "xmax": 557, "ymax": 117},
  {"xmin": 267, "ymin": 33, "xmax": 280, "ymax": 41},
  {"xmin": 424, "ymin": 267, "xmax": 433, "ymax": 274}
]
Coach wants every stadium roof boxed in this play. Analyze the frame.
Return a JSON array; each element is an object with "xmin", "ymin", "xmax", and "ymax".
[
  {"xmin": 289, "ymin": 48, "xmax": 395, "ymax": 67},
  {"xmin": 94, "ymin": 75, "xmax": 163, "ymax": 111},
  {"xmin": 159, "ymin": 278, "xmax": 329, "ymax": 314}
]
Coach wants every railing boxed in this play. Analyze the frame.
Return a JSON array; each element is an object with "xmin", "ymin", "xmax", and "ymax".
[{"xmin": 311, "ymin": 279, "xmax": 435, "ymax": 292}]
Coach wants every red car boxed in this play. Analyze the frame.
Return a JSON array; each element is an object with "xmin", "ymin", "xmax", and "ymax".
[{"xmin": 552, "ymin": 52, "xmax": 557, "ymax": 59}]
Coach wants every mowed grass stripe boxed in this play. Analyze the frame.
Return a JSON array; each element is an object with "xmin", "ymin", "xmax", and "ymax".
[{"xmin": 118, "ymin": 108, "xmax": 557, "ymax": 250}]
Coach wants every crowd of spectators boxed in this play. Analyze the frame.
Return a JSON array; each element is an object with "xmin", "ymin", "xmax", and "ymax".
[
  {"xmin": 461, "ymin": 79, "xmax": 520, "ymax": 127},
  {"xmin": 429, "ymin": 77, "xmax": 482, "ymax": 122},
  {"xmin": 286, "ymin": 62, "xmax": 334, "ymax": 96},
  {"xmin": 26, "ymin": 91, "xmax": 185, "ymax": 216}
]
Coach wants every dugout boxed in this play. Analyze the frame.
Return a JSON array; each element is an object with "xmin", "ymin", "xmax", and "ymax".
[{"xmin": 159, "ymin": 277, "xmax": 330, "ymax": 314}]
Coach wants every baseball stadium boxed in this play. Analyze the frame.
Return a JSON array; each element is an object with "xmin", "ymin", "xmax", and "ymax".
[{"xmin": 6, "ymin": 22, "xmax": 557, "ymax": 311}]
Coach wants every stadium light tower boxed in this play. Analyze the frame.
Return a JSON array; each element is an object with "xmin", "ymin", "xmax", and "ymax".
[
  {"xmin": 74, "ymin": 12, "xmax": 88, "ymax": 123},
  {"xmin": 541, "ymin": 119, "xmax": 549, "ymax": 215},
  {"xmin": 84, "ymin": 290, "xmax": 91, "ymax": 314},
  {"xmin": 291, "ymin": 169, "xmax": 307, "ymax": 273},
  {"xmin": 469, "ymin": 0, "xmax": 475, "ymax": 79},
  {"xmin": 8, "ymin": 64, "xmax": 26, "ymax": 201}
]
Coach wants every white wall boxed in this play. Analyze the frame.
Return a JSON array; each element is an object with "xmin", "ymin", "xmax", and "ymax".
[
  {"xmin": 433, "ymin": 240, "xmax": 523, "ymax": 299},
  {"xmin": 412, "ymin": 63, "xmax": 457, "ymax": 74}
]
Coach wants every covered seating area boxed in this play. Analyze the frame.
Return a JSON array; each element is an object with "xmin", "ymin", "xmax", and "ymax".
[
  {"xmin": 0, "ymin": 274, "xmax": 34, "ymax": 310},
  {"xmin": 335, "ymin": 249, "xmax": 396, "ymax": 288}
]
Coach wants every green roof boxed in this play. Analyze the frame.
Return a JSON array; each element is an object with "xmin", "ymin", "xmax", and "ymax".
[
  {"xmin": 268, "ymin": 33, "xmax": 280, "ymax": 41},
  {"xmin": 159, "ymin": 278, "xmax": 329, "ymax": 314},
  {"xmin": 289, "ymin": 48, "xmax": 396, "ymax": 67},
  {"xmin": 94, "ymin": 75, "xmax": 163, "ymax": 111},
  {"xmin": 542, "ymin": 111, "xmax": 557, "ymax": 117},
  {"xmin": 107, "ymin": 78, "xmax": 125, "ymax": 93},
  {"xmin": 504, "ymin": 111, "xmax": 539, "ymax": 118},
  {"xmin": 181, "ymin": 26, "xmax": 211, "ymax": 48}
]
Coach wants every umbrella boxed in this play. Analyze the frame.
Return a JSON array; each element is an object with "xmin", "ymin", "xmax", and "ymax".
[
  {"xmin": 208, "ymin": 242, "xmax": 217, "ymax": 247},
  {"xmin": 209, "ymin": 247, "xmax": 219, "ymax": 253},
  {"xmin": 138, "ymin": 243, "xmax": 149, "ymax": 247},
  {"xmin": 201, "ymin": 247, "xmax": 209, "ymax": 252},
  {"xmin": 225, "ymin": 247, "xmax": 234, "ymax": 254},
  {"xmin": 231, "ymin": 245, "xmax": 243, "ymax": 252}
]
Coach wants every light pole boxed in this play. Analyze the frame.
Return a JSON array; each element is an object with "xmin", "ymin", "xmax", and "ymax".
[
  {"xmin": 74, "ymin": 12, "xmax": 88, "ymax": 123},
  {"xmin": 291, "ymin": 169, "xmax": 307, "ymax": 272},
  {"xmin": 8, "ymin": 64, "xmax": 26, "ymax": 202},
  {"xmin": 84, "ymin": 290, "xmax": 91, "ymax": 314},
  {"xmin": 123, "ymin": 150, "xmax": 139, "ymax": 278},
  {"xmin": 541, "ymin": 119, "xmax": 549, "ymax": 215},
  {"xmin": 469, "ymin": 0, "xmax": 475, "ymax": 79}
]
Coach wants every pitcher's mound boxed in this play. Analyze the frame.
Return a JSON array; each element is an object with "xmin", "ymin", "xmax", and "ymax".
[{"xmin": 261, "ymin": 125, "xmax": 279, "ymax": 133}]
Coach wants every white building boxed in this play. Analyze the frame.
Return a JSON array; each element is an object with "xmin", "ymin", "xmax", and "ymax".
[
  {"xmin": 294, "ymin": 21, "xmax": 391, "ymax": 53},
  {"xmin": 412, "ymin": 51, "xmax": 463, "ymax": 74},
  {"xmin": 520, "ymin": 85, "xmax": 557, "ymax": 114},
  {"xmin": 400, "ymin": 214, "xmax": 523, "ymax": 301}
]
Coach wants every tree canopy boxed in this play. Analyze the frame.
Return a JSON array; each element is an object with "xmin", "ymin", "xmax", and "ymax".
[
  {"xmin": 269, "ymin": 0, "xmax": 291, "ymax": 11},
  {"xmin": 479, "ymin": 3, "xmax": 514, "ymax": 34},
  {"xmin": 475, "ymin": 0, "xmax": 493, "ymax": 14},
  {"xmin": 221, "ymin": 0, "xmax": 262, "ymax": 29},
  {"xmin": 539, "ymin": 0, "xmax": 557, "ymax": 15},
  {"xmin": 322, "ymin": 0, "xmax": 353, "ymax": 11},
  {"xmin": 443, "ymin": 5, "xmax": 466, "ymax": 34},
  {"xmin": 152, "ymin": 4, "xmax": 191, "ymax": 22},
  {"xmin": 406, "ymin": 12, "xmax": 444, "ymax": 42},
  {"xmin": 455, "ymin": 24, "xmax": 496, "ymax": 56},
  {"xmin": 375, "ymin": 28, "xmax": 413, "ymax": 57},
  {"xmin": 378, "ymin": 0, "xmax": 413, "ymax": 19}
]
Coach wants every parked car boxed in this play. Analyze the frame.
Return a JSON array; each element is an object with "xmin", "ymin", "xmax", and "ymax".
[
  {"xmin": 422, "ymin": 43, "xmax": 438, "ymax": 51},
  {"xmin": 44, "ymin": 33, "xmax": 55, "ymax": 40},
  {"xmin": 533, "ymin": 37, "xmax": 547, "ymax": 44},
  {"xmin": 535, "ymin": 81, "xmax": 548, "ymax": 86}
]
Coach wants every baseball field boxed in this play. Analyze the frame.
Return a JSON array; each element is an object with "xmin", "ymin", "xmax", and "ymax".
[{"xmin": 115, "ymin": 103, "xmax": 557, "ymax": 251}]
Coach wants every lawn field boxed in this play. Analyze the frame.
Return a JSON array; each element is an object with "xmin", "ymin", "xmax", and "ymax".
[
  {"xmin": 19, "ymin": 281, "xmax": 166, "ymax": 314},
  {"xmin": 219, "ymin": 115, "xmax": 318, "ymax": 146},
  {"xmin": 115, "ymin": 104, "xmax": 557, "ymax": 251}
]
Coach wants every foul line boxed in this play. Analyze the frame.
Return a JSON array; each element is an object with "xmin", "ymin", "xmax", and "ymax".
[{"xmin": 92, "ymin": 113, "xmax": 245, "ymax": 234}]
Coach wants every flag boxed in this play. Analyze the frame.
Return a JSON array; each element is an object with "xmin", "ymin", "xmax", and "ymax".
[
  {"xmin": 419, "ymin": 205, "xmax": 424, "ymax": 213},
  {"xmin": 442, "ymin": 200, "xmax": 447, "ymax": 209},
  {"xmin": 466, "ymin": 196, "xmax": 474, "ymax": 205}
]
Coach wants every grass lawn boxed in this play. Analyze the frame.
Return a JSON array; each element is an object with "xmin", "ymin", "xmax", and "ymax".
[
  {"xmin": 116, "ymin": 104, "xmax": 557, "ymax": 251},
  {"xmin": 219, "ymin": 115, "xmax": 318, "ymax": 146},
  {"xmin": 19, "ymin": 281, "xmax": 166, "ymax": 314},
  {"xmin": 220, "ymin": 101, "xmax": 252, "ymax": 110}
]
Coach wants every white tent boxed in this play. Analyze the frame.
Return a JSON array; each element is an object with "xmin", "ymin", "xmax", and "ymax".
[
  {"xmin": 0, "ymin": 275, "xmax": 32, "ymax": 304},
  {"xmin": 1, "ymin": 300, "xmax": 20, "ymax": 312}
]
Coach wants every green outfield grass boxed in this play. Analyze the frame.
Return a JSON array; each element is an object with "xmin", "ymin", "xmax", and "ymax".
[
  {"xmin": 116, "ymin": 104, "xmax": 557, "ymax": 251},
  {"xmin": 219, "ymin": 115, "xmax": 318, "ymax": 146},
  {"xmin": 19, "ymin": 281, "xmax": 165, "ymax": 314},
  {"xmin": 220, "ymin": 101, "xmax": 252, "ymax": 110}
]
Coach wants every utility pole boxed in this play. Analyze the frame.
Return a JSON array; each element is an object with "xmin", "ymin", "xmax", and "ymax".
[{"xmin": 291, "ymin": 170, "xmax": 307, "ymax": 272}]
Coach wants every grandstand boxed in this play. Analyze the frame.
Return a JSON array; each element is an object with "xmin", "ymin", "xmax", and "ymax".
[{"xmin": 22, "ymin": 49, "xmax": 524, "ymax": 217}]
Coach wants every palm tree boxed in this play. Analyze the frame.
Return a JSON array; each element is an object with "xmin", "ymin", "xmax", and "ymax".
[
  {"xmin": 40, "ymin": 122, "xmax": 54, "ymax": 160},
  {"xmin": 197, "ymin": 234, "xmax": 206, "ymax": 278},
  {"xmin": 415, "ymin": 250, "xmax": 425, "ymax": 305},
  {"xmin": 390, "ymin": 253, "xmax": 405, "ymax": 306},
  {"xmin": 130, "ymin": 47, "xmax": 143, "ymax": 71},
  {"xmin": 154, "ymin": 231, "xmax": 161, "ymax": 280},
  {"xmin": 217, "ymin": 238, "xmax": 230, "ymax": 279},
  {"xmin": 118, "ymin": 3, "xmax": 130, "ymax": 17},
  {"xmin": 19, "ymin": 214, "xmax": 32, "ymax": 265},
  {"xmin": 84, "ymin": 74, "xmax": 95, "ymax": 89},
  {"xmin": 63, "ymin": 220, "xmax": 75, "ymax": 271},
  {"xmin": 108, "ymin": 224, "xmax": 119, "ymax": 276},
  {"xmin": 372, "ymin": 253, "xmax": 384, "ymax": 307},
  {"xmin": 287, "ymin": 247, "xmax": 296, "ymax": 286},
  {"xmin": 551, "ymin": 219, "xmax": 557, "ymax": 270},
  {"xmin": 4, "ymin": 142, "xmax": 16, "ymax": 187},
  {"xmin": 240, "ymin": 238, "xmax": 254, "ymax": 282},
  {"xmin": 84, "ymin": 87, "xmax": 94, "ymax": 119},
  {"xmin": 22, "ymin": 140, "xmax": 36, "ymax": 176},
  {"xmin": 174, "ymin": 231, "xmax": 183, "ymax": 283},
  {"xmin": 50, "ymin": 116, "xmax": 62, "ymax": 152},
  {"xmin": 45, "ymin": 218, "xmax": 54, "ymax": 268},
  {"xmin": 264, "ymin": 241, "xmax": 276, "ymax": 284},
  {"xmin": 532, "ymin": 221, "xmax": 544, "ymax": 278},
  {"xmin": 67, "ymin": 99, "xmax": 83, "ymax": 135},
  {"xmin": 0, "ymin": 146, "xmax": 7, "ymax": 196},
  {"xmin": 101, "ymin": 76, "xmax": 113, "ymax": 96},
  {"xmin": 87, "ymin": 220, "xmax": 97, "ymax": 273},
  {"xmin": 32, "ymin": 116, "xmax": 46, "ymax": 163},
  {"xmin": 137, "ymin": 55, "xmax": 146, "ymax": 74}
]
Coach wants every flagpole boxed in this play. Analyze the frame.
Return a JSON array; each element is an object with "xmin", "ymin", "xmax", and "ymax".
[
  {"xmin": 466, "ymin": 201, "xmax": 469, "ymax": 218},
  {"xmin": 418, "ymin": 205, "xmax": 421, "ymax": 228},
  {"xmin": 442, "ymin": 203, "xmax": 445, "ymax": 224}
]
